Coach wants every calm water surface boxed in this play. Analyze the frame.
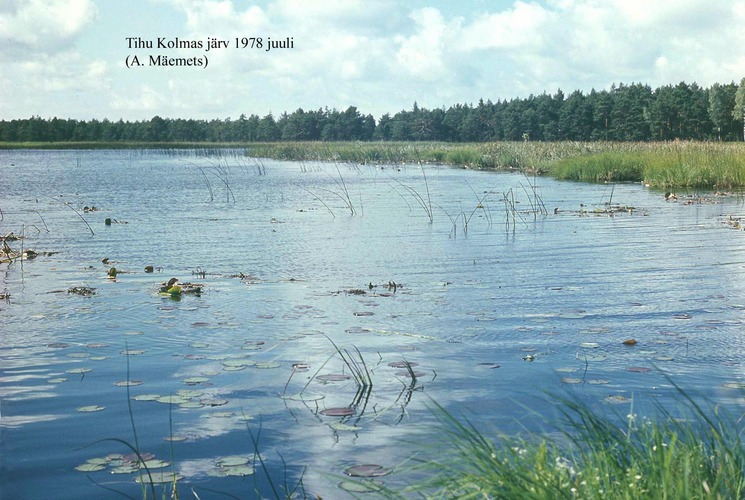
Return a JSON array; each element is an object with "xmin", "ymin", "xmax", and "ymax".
[{"xmin": 2, "ymin": 149, "xmax": 745, "ymax": 498}]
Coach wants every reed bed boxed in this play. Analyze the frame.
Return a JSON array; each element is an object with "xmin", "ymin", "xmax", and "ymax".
[
  {"xmin": 247, "ymin": 141, "xmax": 745, "ymax": 190},
  {"xmin": 5, "ymin": 140, "xmax": 745, "ymax": 189}
]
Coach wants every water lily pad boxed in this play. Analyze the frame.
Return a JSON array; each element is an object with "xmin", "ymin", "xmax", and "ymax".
[
  {"xmin": 254, "ymin": 361, "xmax": 281, "ymax": 369},
  {"xmin": 722, "ymin": 382, "xmax": 745, "ymax": 389},
  {"xmin": 141, "ymin": 459, "xmax": 170, "ymax": 469},
  {"xmin": 67, "ymin": 352, "xmax": 91, "ymax": 358},
  {"xmin": 179, "ymin": 402, "xmax": 204, "ymax": 409},
  {"xmin": 587, "ymin": 379, "xmax": 610, "ymax": 385},
  {"xmin": 673, "ymin": 313, "xmax": 692, "ymax": 320},
  {"xmin": 182, "ymin": 377, "xmax": 209, "ymax": 385},
  {"xmin": 321, "ymin": 407, "xmax": 354, "ymax": 417},
  {"xmin": 579, "ymin": 342, "xmax": 599, "ymax": 348},
  {"xmin": 626, "ymin": 366, "xmax": 652, "ymax": 373},
  {"xmin": 90, "ymin": 356, "xmax": 108, "ymax": 361},
  {"xmin": 164, "ymin": 436, "xmax": 188, "ymax": 442},
  {"xmin": 561, "ymin": 377, "xmax": 584, "ymax": 384},
  {"xmin": 190, "ymin": 342, "xmax": 210, "ymax": 348},
  {"xmin": 176, "ymin": 390, "xmax": 203, "ymax": 398},
  {"xmin": 223, "ymin": 465, "xmax": 255, "ymax": 476},
  {"xmin": 48, "ymin": 378, "xmax": 67, "ymax": 383},
  {"xmin": 205, "ymin": 411, "xmax": 236, "ymax": 418},
  {"xmin": 114, "ymin": 380, "xmax": 143, "ymax": 387},
  {"xmin": 134, "ymin": 471, "xmax": 183, "ymax": 484},
  {"xmin": 67, "ymin": 368, "xmax": 92, "ymax": 374},
  {"xmin": 654, "ymin": 355, "xmax": 674, "ymax": 361},
  {"xmin": 110, "ymin": 464, "xmax": 140, "ymax": 474},
  {"xmin": 75, "ymin": 462, "xmax": 106, "ymax": 472},
  {"xmin": 86, "ymin": 343, "xmax": 109, "ymax": 348},
  {"xmin": 202, "ymin": 398, "xmax": 229, "ymax": 407},
  {"xmin": 222, "ymin": 359, "xmax": 255, "ymax": 368},
  {"xmin": 156, "ymin": 395, "xmax": 190, "ymax": 405},
  {"xmin": 132, "ymin": 394, "xmax": 161, "ymax": 401},
  {"xmin": 123, "ymin": 452, "xmax": 155, "ymax": 463},
  {"xmin": 604, "ymin": 395, "xmax": 632, "ymax": 404},
  {"xmin": 353, "ymin": 311, "xmax": 374, "ymax": 317},
  {"xmin": 48, "ymin": 343, "xmax": 71, "ymax": 349},
  {"xmin": 77, "ymin": 405, "xmax": 105, "ymax": 412},
  {"xmin": 123, "ymin": 331, "xmax": 145, "ymax": 336},
  {"xmin": 218, "ymin": 456, "xmax": 250, "ymax": 467},
  {"xmin": 120, "ymin": 349, "xmax": 145, "ymax": 356},
  {"xmin": 388, "ymin": 361, "xmax": 419, "ymax": 368},
  {"xmin": 344, "ymin": 464, "xmax": 390, "ymax": 478}
]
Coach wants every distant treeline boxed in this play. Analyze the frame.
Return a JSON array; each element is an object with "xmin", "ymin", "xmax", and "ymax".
[{"xmin": 3, "ymin": 80, "xmax": 745, "ymax": 143}]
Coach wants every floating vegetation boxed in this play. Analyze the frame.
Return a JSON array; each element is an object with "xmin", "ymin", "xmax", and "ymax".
[
  {"xmin": 134, "ymin": 471, "xmax": 183, "ymax": 485},
  {"xmin": 320, "ymin": 407, "xmax": 355, "ymax": 417},
  {"xmin": 114, "ymin": 380, "xmax": 143, "ymax": 387},
  {"xmin": 344, "ymin": 464, "xmax": 391, "ymax": 478},
  {"xmin": 182, "ymin": 376, "xmax": 210, "ymax": 385},
  {"xmin": 67, "ymin": 368, "xmax": 92, "ymax": 374},
  {"xmin": 67, "ymin": 286, "xmax": 96, "ymax": 296},
  {"xmin": 77, "ymin": 405, "xmax": 105, "ymax": 412},
  {"xmin": 120, "ymin": 349, "xmax": 145, "ymax": 356},
  {"xmin": 158, "ymin": 277, "xmax": 203, "ymax": 296}
]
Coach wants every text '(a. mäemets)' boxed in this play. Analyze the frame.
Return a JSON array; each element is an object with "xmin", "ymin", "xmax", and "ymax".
[{"xmin": 124, "ymin": 36, "xmax": 295, "ymax": 69}]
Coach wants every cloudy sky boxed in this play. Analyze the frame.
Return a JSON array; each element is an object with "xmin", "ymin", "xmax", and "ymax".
[{"xmin": 2, "ymin": 0, "xmax": 744, "ymax": 121}]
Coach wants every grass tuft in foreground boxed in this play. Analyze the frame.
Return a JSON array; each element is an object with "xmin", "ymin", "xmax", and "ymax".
[{"xmin": 408, "ymin": 390, "xmax": 745, "ymax": 499}]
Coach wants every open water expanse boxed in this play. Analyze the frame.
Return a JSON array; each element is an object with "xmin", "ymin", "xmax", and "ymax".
[{"xmin": 2, "ymin": 149, "xmax": 745, "ymax": 498}]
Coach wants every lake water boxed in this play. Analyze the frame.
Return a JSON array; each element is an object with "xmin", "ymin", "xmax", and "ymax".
[{"xmin": 2, "ymin": 149, "xmax": 745, "ymax": 498}]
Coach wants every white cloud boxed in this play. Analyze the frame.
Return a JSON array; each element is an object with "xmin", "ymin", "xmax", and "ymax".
[{"xmin": 0, "ymin": 0, "xmax": 97, "ymax": 50}]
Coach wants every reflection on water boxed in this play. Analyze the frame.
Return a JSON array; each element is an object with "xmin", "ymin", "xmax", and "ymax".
[{"xmin": 2, "ymin": 149, "xmax": 745, "ymax": 498}]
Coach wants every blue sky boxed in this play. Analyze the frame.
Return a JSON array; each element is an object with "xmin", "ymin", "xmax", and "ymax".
[{"xmin": 2, "ymin": 0, "xmax": 744, "ymax": 121}]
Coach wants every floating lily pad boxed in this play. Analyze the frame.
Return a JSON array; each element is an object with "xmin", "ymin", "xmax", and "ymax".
[
  {"xmin": 132, "ymin": 394, "xmax": 161, "ymax": 401},
  {"xmin": 587, "ymin": 379, "xmax": 610, "ymax": 385},
  {"xmin": 344, "ymin": 464, "xmax": 390, "ymax": 478},
  {"xmin": 604, "ymin": 395, "xmax": 631, "ymax": 404},
  {"xmin": 673, "ymin": 313, "xmax": 692, "ymax": 320},
  {"xmin": 626, "ymin": 366, "xmax": 652, "ymax": 373},
  {"xmin": 179, "ymin": 402, "xmax": 204, "ymax": 409},
  {"xmin": 110, "ymin": 464, "xmax": 140, "ymax": 474},
  {"xmin": 218, "ymin": 456, "xmax": 250, "ymax": 467},
  {"xmin": 77, "ymin": 405, "xmax": 105, "ymax": 412},
  {"xmin": 120, "ymin": 349, "xmax": 145, "ymax": 356},
  {"xmin": 223, "ymin": 465, "xmax": 255, "ymax": 476},
  {"xmin": 134, "ymin": 471, "xmax": 183, "ymax": 484},
  {"xmin": 141, "ymin": 459, "xmax": 171, "ymax": 469},
  {"xmin": 164, "ymin": 436, "xmax": 188, "ymax": 442},
  {"xmin": 321, "ymin": 407, "xmax": 354, "ymax": 417},
  {"xmin": 353, "ymin": 311, "xmax": 374, "ymax": 317},
  {"xmin": 48, "ymin": 343, "xmax": 71, "ymax": 349},
  {"xmin": 722, "ymin": 382, "xmax": 745, "ymax": 390},
  {"xmin": 123, "ymin": 452, "xmax": 155, "ymax": 463},
  {"xmin": 86, "ymin": 342, "xmax": 109, "ymax": 348},
  {"xmin": 654, "ymin": 355, "xmax": 674, "ymax": 361},
  {"xmin": 156, "ymin": 395, "xmax": 190, "ymax": 405},
  {"xmin": 579, "ymin": 342, "xmax": 599, "ymax": 349},
  {"xmin": 114, "ymin": 380, "xmax": 144, "ymax": 387},
  {"xmin": 561, "ymin": 377, "xmax": 584, "ymax": 384},
  {"xmin": 67, "ymin": 368, "xmax": 92, "ymax": 374},
  {"xmin": 254, "ymin": 361, "xmax": 281, "ymax": 369},
  {"xmin": 190, "ymin": 342, "xmax": 209, "ymax": 348},
  {"xmin": 176, "ymin": 389, "xmax": 204, "ymax": 398},
  {"xmin": 90, "ymin": 356, "xmax": 108, "ymax": 361},
  {"xmin": 123, "ymin": 331, "xmax": 145, "ymax": 336},
  {"xmin": 388, "ymin": 361, "xmax": 419, "ymax": 368},
  {"xmin": 182, "ymin": 377, "xmax": 209, "ymax": 385},
  {"xmin": 202, "ymin": 398, "xmax": 229, "ymax": 407},
  {"xmin": 48, "ymin": 378, "xmax": 67, "ymax": 383},
  {"xmin": 75, "ymin": 462, "xmax": 106, "ymax": 472},
  {"xmin": 67, "ymin": 352, "xmax": 91, "ymax": 358},
  {"xmin": 222, "ymin": 359, "xmax": 254, "ymax": 368}
]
